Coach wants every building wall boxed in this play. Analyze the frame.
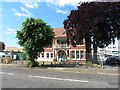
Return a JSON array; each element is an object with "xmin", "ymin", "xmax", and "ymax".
[
  {"xmin": 37, "ymin": 28, "xmax": 86, "ymax": 63},
  {"xmin": 97, "ymin": 38, "xmax": 120, "ymax": 57}
]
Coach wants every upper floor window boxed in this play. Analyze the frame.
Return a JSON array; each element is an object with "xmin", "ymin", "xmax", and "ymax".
[
  {"xmin": 76, "ymin": 39, "xmax": 84, "ymax": 45},
  {"xmin": 57, "ymin": 39, "xmax": 67, "ymax": 44}
]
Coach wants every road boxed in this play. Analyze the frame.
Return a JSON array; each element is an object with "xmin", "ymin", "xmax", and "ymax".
[{"xmin": 0, "ymin": 65, "xmax": 119, "ymax": 88}]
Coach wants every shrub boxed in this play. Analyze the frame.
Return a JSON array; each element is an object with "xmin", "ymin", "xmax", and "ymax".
[
  {"xmin": 26, "ymin": 60, "xmax": 39, "ymax": 67},
  {"xmin": 84, "ymin": 61, "xmax": 101, "ymax": 68},
  {"xmin": 85, "ymin": 61, "xmax": 93, "ymax": 67},
  {"xmin": 3, "ymin": 57, "xmax": 13, "ymax": 64}
]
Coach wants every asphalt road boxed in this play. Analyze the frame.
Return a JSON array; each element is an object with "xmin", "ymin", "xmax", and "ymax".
[{"xmin": 0, "ymin": 65, "xmax": 119, "ymax": 88}]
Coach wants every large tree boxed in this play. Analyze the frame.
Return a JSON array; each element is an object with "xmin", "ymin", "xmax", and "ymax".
[
  {"xmin": 16, "ymin": 17, "xmax": 54, "ymax": 67},
  {"xmin": 0, "ymin": 41, "xmax": 5, "ymax": 51},
  {"xmin": 64, "ymin": 2, "xmax": 120, "ymax": 64}
]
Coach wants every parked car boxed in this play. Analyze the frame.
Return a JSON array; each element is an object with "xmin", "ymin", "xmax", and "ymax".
[
  {"xmin": 2, "ymin": 55, "xmax": 13, "ymax": 64},
  {"xmin": 106, "ymin": 56, "xmax": 120, "ymax": 65}
]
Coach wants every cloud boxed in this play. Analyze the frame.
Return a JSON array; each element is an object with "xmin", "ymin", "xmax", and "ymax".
[
  {"xmin": 39, "ymin": 0, "xmax": 95, "ymax": 7},
  {"xmin": 12, "ymin": 8, "xmax": 31, "ymax": 17},
  {"xmin": 6, "ymin": 28, "xmax": 16, "ymax": 35},
  {"xmin": 23, "ymin": 2, "xmax": 39, "ymax": 8},
  {"xmin": 21, "ymin": 7, "xmax": 29, "ymax": 13},
  {"xmin": 56, "ymin": 8, "xmax": 69, "ymax": 14},
  {"xmin": 20, "ymin": 7, "xmax": 31, "ymax": 14},
  {"xmin": 14, "ymin": 12, "xmax": 29, "ymax": 17}
]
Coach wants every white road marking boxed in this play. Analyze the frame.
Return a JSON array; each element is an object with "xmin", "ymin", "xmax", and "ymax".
[
  {"xmin": 97, "ymin": 72, "xmax": 119, "ymax": 75},
  {"xmin": 29, "ymin": 75, "xmax": 88, "ymax": 83},
  {"xmin": 0, "ymin": 72, "xmax": 13, "ymax": 75}
]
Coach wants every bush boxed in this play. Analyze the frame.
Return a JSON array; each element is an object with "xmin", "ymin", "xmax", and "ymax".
[
  {"xmin": 3, "ymin": 57, "xmax": 13, "ymax": 64},
  {"xmin": 84, "ymin": 61, "xmax": 101, "ymax": 68},
  {"xmin": 26, "ymin": 60, "xmax": 39, "ymax": 67},
  {"xmin": 84, "ymin": 61, "xmax": 93, "ymax": 67},
  {"xmin": 92, "ymin": 64, "xmax": 101, "ymax": 68}
]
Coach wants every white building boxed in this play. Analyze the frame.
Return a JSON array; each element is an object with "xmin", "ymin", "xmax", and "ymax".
[{"xmin": 98, "ymin": 38, "xmax": 120, "ymax": 57}]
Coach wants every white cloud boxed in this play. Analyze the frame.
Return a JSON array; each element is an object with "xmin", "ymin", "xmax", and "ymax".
[
  {"xmin": 12, "ymin": 8, "xmax": 17, "ymax": 12},
  {"xmin": 39, "ymin": 0, "xmax": 95, "ymax": 7},
  {"xmin": 56, "ymin": 8, "xmax": 69, "ymax": 14},
  {"xmin": 6, "ymin": 28, "xmax": 16, "ymax": 35},
  {"xmin": 12, "ymin": 8, "xmax": 31, "ymax": 17},
  {"xmin": 21, "ymin": 7, "xmax": 28, "ymax": 13},
  {"xmin": 24, "ymin": 2, "xmax": 39, "ymax": 8},
  {"xmin": 15, "ymin": 12, "xmax": 29, "ymax": 17}
]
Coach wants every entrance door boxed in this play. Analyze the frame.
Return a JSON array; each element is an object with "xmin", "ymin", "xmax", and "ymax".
[{"xmin": 57, "ymin": 51, "xmax": 66, "ymax": 62}]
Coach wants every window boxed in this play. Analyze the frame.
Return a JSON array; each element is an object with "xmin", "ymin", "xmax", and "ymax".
[
  {"xmin": 76, "ymin": 51, "xmax": 79, "ymax": 59},
  {"xmin": 80, "ymin": 51, "xmax": 84, "ymax": 59},
  {"xmin": 47, "ymin": 53, "xmax": 49, "ymax": 58},
  {"xmin": 51, "ymin": 53, "xmax": 53, "ymax": 58},
  {"xmin": 42, "ymin": 53, "xmax": 44, "ymax": 58},
  {"xmin": 80, "ymin": 39, "xmax": 84, "ymax": 45},
  {"xmin": 67, "ymin": 50, "xmax": 69, "ymax": 57},
  {"xmin": 72, "ymin": 51, "xmax": 75, "ymax": 59}
]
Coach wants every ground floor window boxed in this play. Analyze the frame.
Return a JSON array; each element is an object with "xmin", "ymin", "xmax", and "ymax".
[
  {"xmin": 47, "ymin": 53, "xmax": 49, "ymax": 58},
  {"xmin": 71, "ymin": 50, "xmax": 84, "ymax": 60},
  {"xmin": 80, "ymin": 51, "xmax": 84, "ymax": 59},
  {"xmin": 72, "ymin": 51, "xmax": 75, "ymax": 59},
  {"xmin": 67, "ymin": 50, "xmax": 69, "ymax": 57},
  {"xmin": 42, "ymin": 53, "xmax": 44, "ymax": 58},
  {"xmin": 51, "ymin": 53, "xmax": 53, "ymax": 58},
  {"xmin": 76, "ymin": 50, "xmax": 79, "ymax": 59}
]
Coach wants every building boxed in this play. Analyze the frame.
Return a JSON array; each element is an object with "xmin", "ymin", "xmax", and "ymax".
[
  {"xmin": 97, "ymin": 38, "xmax": 120, "ymax": 59},
  {"xmin": 4, "ymin": 47, "xmax": 23, "ymax": 60},
  {"xmin": 4, "ymin": 47, "xmax": 23, "ymax": 52},
  {"xmin": 37, "ymin": 28, "xmax": 86, "ymax": 64}
]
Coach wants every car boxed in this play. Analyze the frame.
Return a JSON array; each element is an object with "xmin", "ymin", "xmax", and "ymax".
[{"xmin": 106, "ymin": 56, "xmax": 120, "ymax": 65}]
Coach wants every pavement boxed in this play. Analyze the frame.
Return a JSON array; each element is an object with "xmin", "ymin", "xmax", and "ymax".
[{"xmin": 0, "ymin": 63, "xmax": 119, "ymax": 76}]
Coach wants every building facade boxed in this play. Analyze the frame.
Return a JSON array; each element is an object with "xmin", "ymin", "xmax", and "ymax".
[
  {"xmin": 97, "ymin": 38, "xmax": 120, "ymax": 60},
  {"xmin": 37, "ymin": 28, "xmax": 86, "ymax": 64}
]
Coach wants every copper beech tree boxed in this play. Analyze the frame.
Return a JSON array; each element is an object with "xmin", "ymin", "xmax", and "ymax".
[{"xmin": 64, "ymin": 2, "xmax": 120, "ymax": 64}]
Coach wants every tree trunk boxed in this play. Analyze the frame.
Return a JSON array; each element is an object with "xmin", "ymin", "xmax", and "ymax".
[
  {"xmin": 85, "ymin": 34, "xmax": 92, "ymax": 62},
  {"xmin": 93, "ymin": 36, "xmax": 98, "ymax": 64}
]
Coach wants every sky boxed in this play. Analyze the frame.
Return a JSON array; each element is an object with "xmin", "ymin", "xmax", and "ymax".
[{"xmin": 0, "ymin": 0, "xmax": 98, "ymax": 47}]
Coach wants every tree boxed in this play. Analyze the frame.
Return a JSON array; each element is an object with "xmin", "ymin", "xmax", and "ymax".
[
  {"xmin": 16, "ymin": 17, "xmax": 54, "ymax": 67},
  {"xmin": 64, "ymin": 2, "xmax": 120, "ymax": 64},
  {"xmin": 0, "ymin": 41, "xmax": 5, "ymax": 51}
]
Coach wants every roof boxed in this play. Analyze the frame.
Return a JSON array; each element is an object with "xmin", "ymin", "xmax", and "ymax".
[
  {"xmin": 4, "ymin": 47, "xmax": 23, "ymax": 52},
  {"xmin": 53, "ymin": 28, "xmax": 66, "ymax": 38}
]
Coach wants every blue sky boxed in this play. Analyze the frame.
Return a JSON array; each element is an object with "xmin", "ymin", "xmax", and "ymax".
[{"xmin": 0, "ymin": 0, "xmax": 94, "ymax": 47}]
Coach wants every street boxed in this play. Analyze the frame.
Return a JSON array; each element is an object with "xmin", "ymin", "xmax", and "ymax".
[{"xmin": 0, "ymin": 65, "xmax": 119, "ymax": 88}]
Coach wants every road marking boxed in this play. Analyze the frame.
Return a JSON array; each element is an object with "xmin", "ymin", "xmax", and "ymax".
[
  {"xmin": 0, "ymin": 72, "xmax": 14, "ymax": 75},
  {"xmin": 97, "ymin": 72, "xmax": 119, "ymax": 76},
  {"xmin": 29, "ymin": 75, "xmax": 88, "ymax": 83}
]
